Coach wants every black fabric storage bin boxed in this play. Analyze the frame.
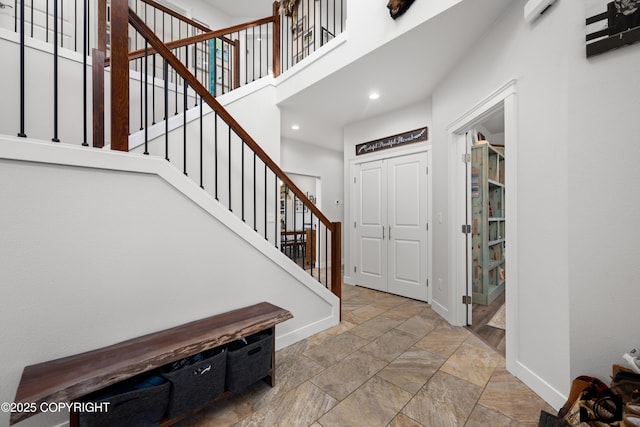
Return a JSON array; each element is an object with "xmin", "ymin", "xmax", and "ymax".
[
  {"xmin": 78, "ymin": 374, "xmax": 170, "ymax": 427},
  {"xmin": 161, "ymin": 348, "xmax": 226, "ymax": 419},
  {"xmin": 226, "ymin": 329, "xmax": 273, "ymax": 393}
]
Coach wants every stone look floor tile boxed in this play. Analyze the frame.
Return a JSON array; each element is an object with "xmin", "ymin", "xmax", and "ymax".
[
  {"xmin": 413, "ymin": 325, "xmax": 470, "ymax": 358},
  {"xmin": 439, "ymin": 341, "xmax": 502, "ymax": 387},
  {"xmin": 360, "ymin": 328, "xmax": 421, "ymax": 362},
  {"xmin": 310, "ymin": 350, "xmax": 388, "ymax": 400},
  {"xmin": 274, "ymin": 352, "xmax": 326, "ymax": 392},
  {"xmin": 235, "ymin": 381, "xmax": 337, "ymax": 427},
  {"xmin": 342, "ymin": 304, "xmax": 388, "ymax": 325},
  {"xmin": 478, "ymin": 367, "xmax": 555, "ymax": 426},
  {"xmin": 181, "ymin": 285, "xmax": 553, "ymax": 427},
  {"xmin": 348, "ymin": 315, "xmax": 404, "ymax": 340},
  {"xmin": 388, "ymin": 413, "xmax": 426, "ymax": 427},
  {"xmin": 402, "ymin": 371, "xmax": 483, "ymax": 427},
  {"xmin": 176, "ymin": 393, "xmax": 254, "ymax": 427},
  {"xmin": 376, "ymin": 348, "xmax": 448, "ymax": 394},
  {"xmin": 302, "ymin": 332, "xmax": 369, "ymax": 368},
  {"xmin": 465, "ymin": 404, "xmax": 526, "ymax": 427},
  {"xmin": 318, "ymin": 376, "xmax": 413, "ymax": 427},
  {"xmin": 395, "ymin": 312, "xmax": 440, "ymax": 338}
]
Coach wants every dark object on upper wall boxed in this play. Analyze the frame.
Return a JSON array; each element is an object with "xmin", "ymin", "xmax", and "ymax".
[
  {"xmin": 586, "ymin": 0, "xmax": 640, "ymax": 57},
  {"xmin": 387, "ymin": 0, "xmax": 416, "ymax": 19}
]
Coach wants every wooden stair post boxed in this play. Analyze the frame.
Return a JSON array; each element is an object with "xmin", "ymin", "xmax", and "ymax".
[{"xmin": 110, "ymin": 0, "xmax": 129, "ymax": 151}]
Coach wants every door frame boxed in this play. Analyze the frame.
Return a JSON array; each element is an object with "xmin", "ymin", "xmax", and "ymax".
[
  {"xmin": 349, "ymin": 145, "xmax": 433, "ymax": 303},
  {"xmin": 447, "ymin": 80, "xmax": 518, "ymax": 372}
]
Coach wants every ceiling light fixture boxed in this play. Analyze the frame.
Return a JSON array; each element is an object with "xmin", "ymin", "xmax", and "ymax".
[
  {"xmin": 291, "ymin": 124, "xmax": 300, "ymax": 130},
  {"xmin": 369, "ymin": 92, "xmax": 380, "ymax": 100}
]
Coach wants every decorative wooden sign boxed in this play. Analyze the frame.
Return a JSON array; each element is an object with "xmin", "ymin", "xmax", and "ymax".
[
  {"xmin": 586, "ymin": 0, "xmax": 640, "ymax": 57},
  {"xmin": 355, "ymin": 127, "xmax": 428, "ymax": 156}
]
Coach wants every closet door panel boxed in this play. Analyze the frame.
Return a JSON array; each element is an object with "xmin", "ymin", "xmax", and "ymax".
[
  {"xmin": 355, "ymin": 161, "xmax": 387, "ymax": 292},
  {"xmin": 387, "ymin": 154, "xmax": 428, "ymax": 301}
]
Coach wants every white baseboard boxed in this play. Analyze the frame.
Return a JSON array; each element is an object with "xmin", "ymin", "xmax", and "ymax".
[
  {"xmin": 511, "ymin": 360, "xmax": 566, "ymax": 411},
  {"xmin": 275, "ymin": 315, "xmax": 339, "ymax": 350}
]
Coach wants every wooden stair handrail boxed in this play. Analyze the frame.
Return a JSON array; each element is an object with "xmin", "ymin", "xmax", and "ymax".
[
  {"xmin": 139, "ymin": 0, "xmax": 211, "ymax": 33},
  {"xmin": 128, "ymin": 8, "xmax": 331, "ymax": 229},
  {"xmin": 126, "ymin": 15, "xmax": 276, "ymax": 63}
]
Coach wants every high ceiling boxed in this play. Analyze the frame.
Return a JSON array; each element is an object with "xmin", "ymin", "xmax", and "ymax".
[{"xmin": 206, "ymin": 0, "xmax": 513, "ymax": 152}]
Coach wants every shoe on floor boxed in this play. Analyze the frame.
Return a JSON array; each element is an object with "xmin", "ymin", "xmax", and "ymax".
[
  {"xmin": 624, "ymin": 414, "xmax": 640, "ymax": 426},
  {"xmin": 624, "ymin": 349, "xmax": 640, "ymax": 374}
]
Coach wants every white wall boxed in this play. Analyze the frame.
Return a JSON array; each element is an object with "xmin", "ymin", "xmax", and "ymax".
[
  {"xmin": 429, "ymin": 0, "xmax": 640, "ymax": 408},
  {"xmin": 343, "ymin": 99, "xmax": 432, "ymax": 285},
  {"xmin": 0, "ymin": 137, "xmax": 338, "ymax": 427},
  {"xmin": 565, "ymin": 5, "xmax": 640, "ymax": 381},
  {"xmin": 281, "ymin": 138, "xmax": 344, "ymax": 224}
]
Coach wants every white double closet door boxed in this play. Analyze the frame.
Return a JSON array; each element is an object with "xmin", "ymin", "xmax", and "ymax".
[{"xmin": 355, "ymin": 152, "xmax": 429, "ymax": 302}]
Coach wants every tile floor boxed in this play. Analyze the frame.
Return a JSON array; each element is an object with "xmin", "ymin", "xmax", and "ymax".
[{"xmin": 179, "ymin": 284, "xmax": 555, "ymax": 427}]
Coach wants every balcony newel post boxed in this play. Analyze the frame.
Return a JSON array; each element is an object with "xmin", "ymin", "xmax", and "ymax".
[
  {"xmin": 110, "ymin": 0, "xmax": 129, "ymax": 151},
  {"xmin": 272, "ymin": 1, "xmax": 281, "ymax": 78},
  {"xmin": 331, "ymin": 221, "xmax": 342, "ymax": 320}
]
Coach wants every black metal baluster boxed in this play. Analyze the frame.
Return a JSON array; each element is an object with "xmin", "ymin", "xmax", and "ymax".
[
  {"xmin": 241, "ymin": 140, "xmax": 245, "ymax": 221},
  {"xmin": 243, "ymin": 29, "xmax": 247, "ymax": 86},
  {"xmin": 52, "ymin": 0, "xmax": 59, "ymax": 142},
  {"xmin": 214, "ymin": 112, "xmax": 218, "ymax": 200},
  {"xmin": 325, "ymin": 225, "xmax": 329, "ymax": 286},
  {"xmin": 264, "ymin": 165, "xmax": 267, "ymax": 240},
  {"xmin": 259, "ymin": 25, "xmax": 263, "ymax": 78},
  {"xmin": 251, "ymin": 26, "xmax": 255, "ymax": 82},
  {"xmin": 222, "ymin": 40, "xmax": 226, "ymax": 94},
  {"xmin": 228, "ymin": 126, "xmax": 232, "ymax": 211},
  {"xmin": 164, "ymin": 59, "xmax": 169, "ymax": 160},
  {"xmin": 18, "ymin": 0, "xmax": 26, "ymax": 137},
  {"xmin": 14, "ymin": 0, "xmax": 17, "ymax": 32},
  {"xmin": 193, "ymin": 42, "xmax": 198, "ymax": 106},
  {"xmin": 310, "ymin": 214, "xmax": 314, "ymax": 276},
  {"xmin": 82, "ymin": 0, "xmax": 87, "ymax": 146},
  {"xmin": 293, "ymin": 194, "xmax": 297, "ymax": 250},
  {"xmin": 152, "ymin": 53, "xmax": 156, "ymax": 124},
  {"xmin": 213, "ymin": 38, "xmax": 217, "ymax": 96},
  {"xmin": 136, "ymin": 58, "xmax": 144, "ymax": 130},
  {"xmin": 46, "ymin": 0, "xmax": 49, "ymax": 42},
  {"xmin": 183, "ymin": 61, "xmax": 188, "ymax": 176},
  {"xmin": 86, "ymin": 0, "xmax": 89, "ymax": 55},
  {"xmin": 274, "ymin": 175, "xmax": 278, "ymax": 247},
  {"xmin": 74, "ymin": 0, "xmax": 77, "ymax": 52},
  {"xmin": 29, "ymin": 0, "xmax": 33, "ymax": 37},
  {"xmin": 199, "ymin": 97, "xmax": 203, "ymax": 188},
  {"xmin": 253, "ymin": 153, "xmax": 257, "ymax": 231},
  {"xmin": 60, "ymin": 0, "xmax": 64, "ymax": 48},
  {"xmin": 144, "ymin": 41, "xmax": 149, "ymax": 154}
]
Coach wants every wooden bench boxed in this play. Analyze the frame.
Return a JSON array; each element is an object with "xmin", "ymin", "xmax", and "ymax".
[{"xmin": 10, "ymin": 302, "xmax": 293, "ymax": 425}]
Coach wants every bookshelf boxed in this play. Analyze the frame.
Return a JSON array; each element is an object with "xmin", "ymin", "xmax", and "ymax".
[{"xmin": 471, "ymin": 141, "xmax": 505, "ymax": 305}]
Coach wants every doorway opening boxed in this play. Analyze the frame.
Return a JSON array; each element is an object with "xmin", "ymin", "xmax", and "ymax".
[
  {"xmin": 465, "ymin": 110, "xmax": 506, "ymax": 355},
  {"xmin": 448, "ymin": 80, "xmax": 517, "ymax": 364}
]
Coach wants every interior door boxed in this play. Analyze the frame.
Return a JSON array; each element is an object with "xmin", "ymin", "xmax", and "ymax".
[
  {"xmin": 355, "ymin": 152, "xmax": 429, "ymax": 301},
  {"xmin": 355, "ymin": 160, "xmax": 387, "ymax": 292},
  {"xmin": 387, "ymin": 154, "xmax": 428, "ymax": 301}
]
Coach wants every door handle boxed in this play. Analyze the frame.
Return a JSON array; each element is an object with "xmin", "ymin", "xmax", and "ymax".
[
  {"xmin": 382, "ymin": 225, "xmax": 385, "ymax": 240},
  {"xmin": 389, "ymin": 225, "xmax": 391, "ymax": 240}
]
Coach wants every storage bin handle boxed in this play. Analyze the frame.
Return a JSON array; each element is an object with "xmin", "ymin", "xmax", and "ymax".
[{"xmin": 248, "ymin": 347, "xmax": 262, "ymax": 356}]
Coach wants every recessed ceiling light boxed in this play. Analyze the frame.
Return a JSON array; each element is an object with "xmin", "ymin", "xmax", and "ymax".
[
  {"xmin": 369, "ymin": 92, "xmax": 380, "ymax": 100},
  {"xmin": 291, "ymin": 124, "xmax": 300, "ymax": 130}
]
